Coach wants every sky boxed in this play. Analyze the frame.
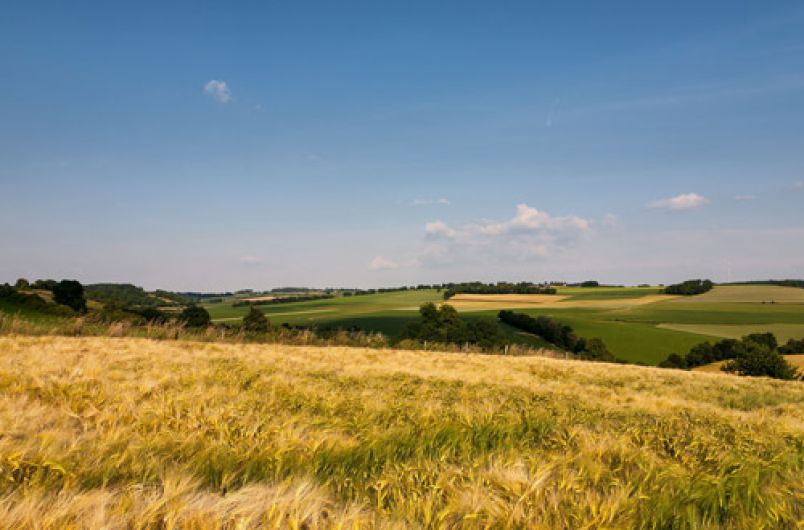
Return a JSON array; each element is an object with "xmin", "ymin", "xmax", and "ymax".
[{"xmin": 1, "ymin": 1, "xmax": 803, "ymax": 291}]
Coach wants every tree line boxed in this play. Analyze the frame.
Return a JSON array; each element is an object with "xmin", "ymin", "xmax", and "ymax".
[
  {"xmin": 442, "ymin": 282, "xmax": 556, "ymax": 300},
  {"xmin": 498, "ymin": 310, "xmax": 618, "ymax": 362},
  {"xmin": 232, "ymin": 293, "xmax": 335, "ymax": 307}
]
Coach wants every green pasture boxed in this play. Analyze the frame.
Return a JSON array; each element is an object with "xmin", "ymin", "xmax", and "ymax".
[
  {"xmin": 201, "ymin": 285, "xmax": 804, "ymax": 365},
  {"xmin": 555, "ymin": 286, "xmax": 661, "ymax": 300}
]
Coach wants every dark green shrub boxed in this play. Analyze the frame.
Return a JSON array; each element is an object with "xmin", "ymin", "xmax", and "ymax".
[
  {"xmin": 779, "ymin": 338, "xmax": 804, "ymax": 354},
  {"xmin": 722, "ymin": 346, "xmax": 799, "ymax": 380},
  {"xmin": 179, "ymin": 305, "xmax": 211, "ymax": 328},
  {"xmin": 243, "ymin": 306, "xmax": 270, "ymax": 333}
]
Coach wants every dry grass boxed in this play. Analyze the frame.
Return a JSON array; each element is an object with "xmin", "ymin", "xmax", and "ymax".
[{"xmin": 0, "ymin": 336, "xmax": 802, "ymax": 528}]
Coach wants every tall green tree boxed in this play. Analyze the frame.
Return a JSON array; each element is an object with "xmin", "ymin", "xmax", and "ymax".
[
  {"xmin": 53, "ymin": 280, "xmax": 87, "ymax": 313},
  {"xmin": 243, "ymin": 306, "xmax": 270, "ymax": 333}
]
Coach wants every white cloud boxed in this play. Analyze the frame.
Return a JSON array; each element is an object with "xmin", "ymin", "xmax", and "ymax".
[
  {"xmin": 425, "ymin": 220, "xmax": 458, "ymax": 239},
  {"xmin": 368, "ymin": 255, "xmax": 399, "ymax": 270},
  {"xmin": 795, "ymin": 181, "xmax": 804, "ymax": 189},
  {"xmin": 411, "ymin": 198, "xmax": 450, "ymax": 206},
  {"xmin": 204, "ymin": 80, "xmax": 232, "ymax": 103},
  {"xmin": 647, "ymin": 192, "xmax": 709, "ymax": 211},
  {"xmin": 421, "ymin": 204, "xmax": 591, "ymax": 266},
  {"xmin": 734, "ymin": 194, "xmax": 755, "ymax": 201}
]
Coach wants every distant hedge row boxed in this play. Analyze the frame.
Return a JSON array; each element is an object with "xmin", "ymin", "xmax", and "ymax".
[
  {"xmin": 663, "ymin": 279, "xmax": 714, "ymax": 296},
  {"xmin": 232, "ymin": 294, "xmax": 335, "ymax": 307},
  {"xmin": 443, "ymin": 282, "xmax": 556, "ymax": 300}
]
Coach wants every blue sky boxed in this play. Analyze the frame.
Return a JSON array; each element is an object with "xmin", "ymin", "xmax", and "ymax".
[{"xmin": 1, "ymin": 1, "xmax": 803, "ymax": 290}]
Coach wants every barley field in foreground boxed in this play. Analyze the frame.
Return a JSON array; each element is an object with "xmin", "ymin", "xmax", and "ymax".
[{"xmin": 0, "ymin": 336, "xmax": 802, "ymax": 528}]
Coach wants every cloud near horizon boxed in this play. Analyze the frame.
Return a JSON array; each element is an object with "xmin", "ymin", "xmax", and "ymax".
[
  {"xmin": 368, "ymin": 255, "xmax": 399, "ymax": 271},
  {"xmin": 204, "ymin": 80, "xmax": 232, "ymax": 103},
  {"xmin": 421, "ymin": 204, "xmax": 591, "ymax": 265},
  {"xmin": 647, "ymin": 192, "xmax": 708, "ymax": 211}
]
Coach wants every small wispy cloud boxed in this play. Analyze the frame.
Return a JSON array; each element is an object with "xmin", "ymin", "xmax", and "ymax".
[
  {"xmin": 647, "ymin": 193, "xmax": 709, "ymax": 211},
  {"xmin": 734, "ymin": 194, "xmax": 755, "ymax": 201},
  {"xmin": 204, "ymin": 80, "xmax": 232, "ymax": 103},
  {"xmin": 368, "ymin": 255, "xmax": 399, "ymax": 270},
  {"xmin": 425, "ymin": 220, "xmax": 458, "ymax": 239},
  {"xmin": 795, "ymin": 181, "xmax": 804, "ymax": 189},
  {"xmin": 411, "ymin": 198, "xmax": 450, "ymax": 206}
]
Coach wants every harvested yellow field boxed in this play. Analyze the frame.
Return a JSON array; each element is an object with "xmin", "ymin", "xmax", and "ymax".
[
  {"xmin": 450, "ymin": 294, "xmax": 568, "ymax": 303},
  {"xmin": 1, "ymin": 336, "xmax": 802, "ymax": 528},
  {"xmin": 240, "ymin": 295, "xmax": 277, "ymax": 302},
  {"xmin": 447, "ymin": 293, "xmax": 674, "ymax": 310}
]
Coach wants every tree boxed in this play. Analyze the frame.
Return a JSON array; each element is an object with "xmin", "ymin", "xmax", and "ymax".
[
  {"xmin": 463, "ymin": 318, "xmax": 505, "ymax": 348},
  {"xmin": 53, "ymin": 280, "xmax": 87, "ymax": 313},
  {"xmin": 779, "ymin": 338, "xmax": 804, "ymax": 354},
  {"xmin": 659, "ymin": 353, "xmax": 687, "ymax": 369},
  {"xmin": 742, "ymin": 332, "xmax": 777, "ymax": 351},
  {"xmin": 581, "ymin": 338, "xmax": 616, "ymax": 362},
  {"xmin": 14, "ymin": 278, "xmax": 29, "ymax": 289},
  {"xmin": 180, "ymin": 305, "xmax": 211, "ymax": 328},
  {"xmin": 243, "ymin": 306, "xmax": 270, "ymax": 333},
  {"xmin": 722, "ymin": 346, "xmax": 799, "ymax": 380}
]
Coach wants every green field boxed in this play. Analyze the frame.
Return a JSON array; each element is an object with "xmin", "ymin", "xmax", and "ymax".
[{"xmin": 201, "ymin": 285, "xmax": 804, "ymax": 365}]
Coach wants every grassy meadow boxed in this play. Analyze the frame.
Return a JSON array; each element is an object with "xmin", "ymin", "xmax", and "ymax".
[
  {"xmin": 201, "ymin": 285, "xmax": 804, "ymax": 365},
  {"xmin": 0, "ymin": 335, "xmax": 802, "ymax": 528}
]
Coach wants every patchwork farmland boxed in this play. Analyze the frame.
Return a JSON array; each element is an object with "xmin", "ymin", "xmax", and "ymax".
[{"xmin": 201, "ymin": 285, "xmax": 804, "ymax": 365}]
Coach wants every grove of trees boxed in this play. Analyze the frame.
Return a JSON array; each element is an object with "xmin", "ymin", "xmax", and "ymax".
[
  {"xmin": 663, "ymin": 279, "xmax": 714, "ymax": 296},
  {"xmin": 402, "ymin": 303, "xmax": 504, "ymax": 348}
]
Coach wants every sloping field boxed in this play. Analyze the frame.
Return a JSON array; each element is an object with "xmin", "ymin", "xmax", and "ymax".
[
  {"xmin": 666, "ymin": 285, "xmax": 804, "ymax": 304},
  {"xmin": 0, "ymin": 336, "xmax": 801, "ymax": 528},
  {"xmin": 658, "ymin": 322, "xmax": 804, "ymax": 343},
  {"xmin": 447, "ymin": 293, "xmax": 675, "ymax": 310}
]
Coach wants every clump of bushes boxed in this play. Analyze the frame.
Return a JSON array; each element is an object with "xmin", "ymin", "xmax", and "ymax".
[
  {"xmin": 660, "ymin": 332, "xmax": 800, "ymax": 380},
  {"xmin": 663, "ymin": 279, "xmax": 714, "ymax": 296}
]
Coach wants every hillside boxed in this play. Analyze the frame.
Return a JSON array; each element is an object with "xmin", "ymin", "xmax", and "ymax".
[{"xmin": 0, "ymin": 336, "xmax": 801, "ymax": 528}]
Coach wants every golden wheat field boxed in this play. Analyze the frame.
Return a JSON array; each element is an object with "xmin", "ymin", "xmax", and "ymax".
[{"xmin": 0, "ymin": 336, "xmax": 802, "ymax": 529}]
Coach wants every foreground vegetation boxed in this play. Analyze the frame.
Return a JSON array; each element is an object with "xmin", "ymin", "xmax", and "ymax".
[
  {"xmin": 0, "ymin": 335, "xmax": 801, "ymax": 528},
  {"xmin": 5, "ymin": 279, "xmax": 804, "ymax": 365}
]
